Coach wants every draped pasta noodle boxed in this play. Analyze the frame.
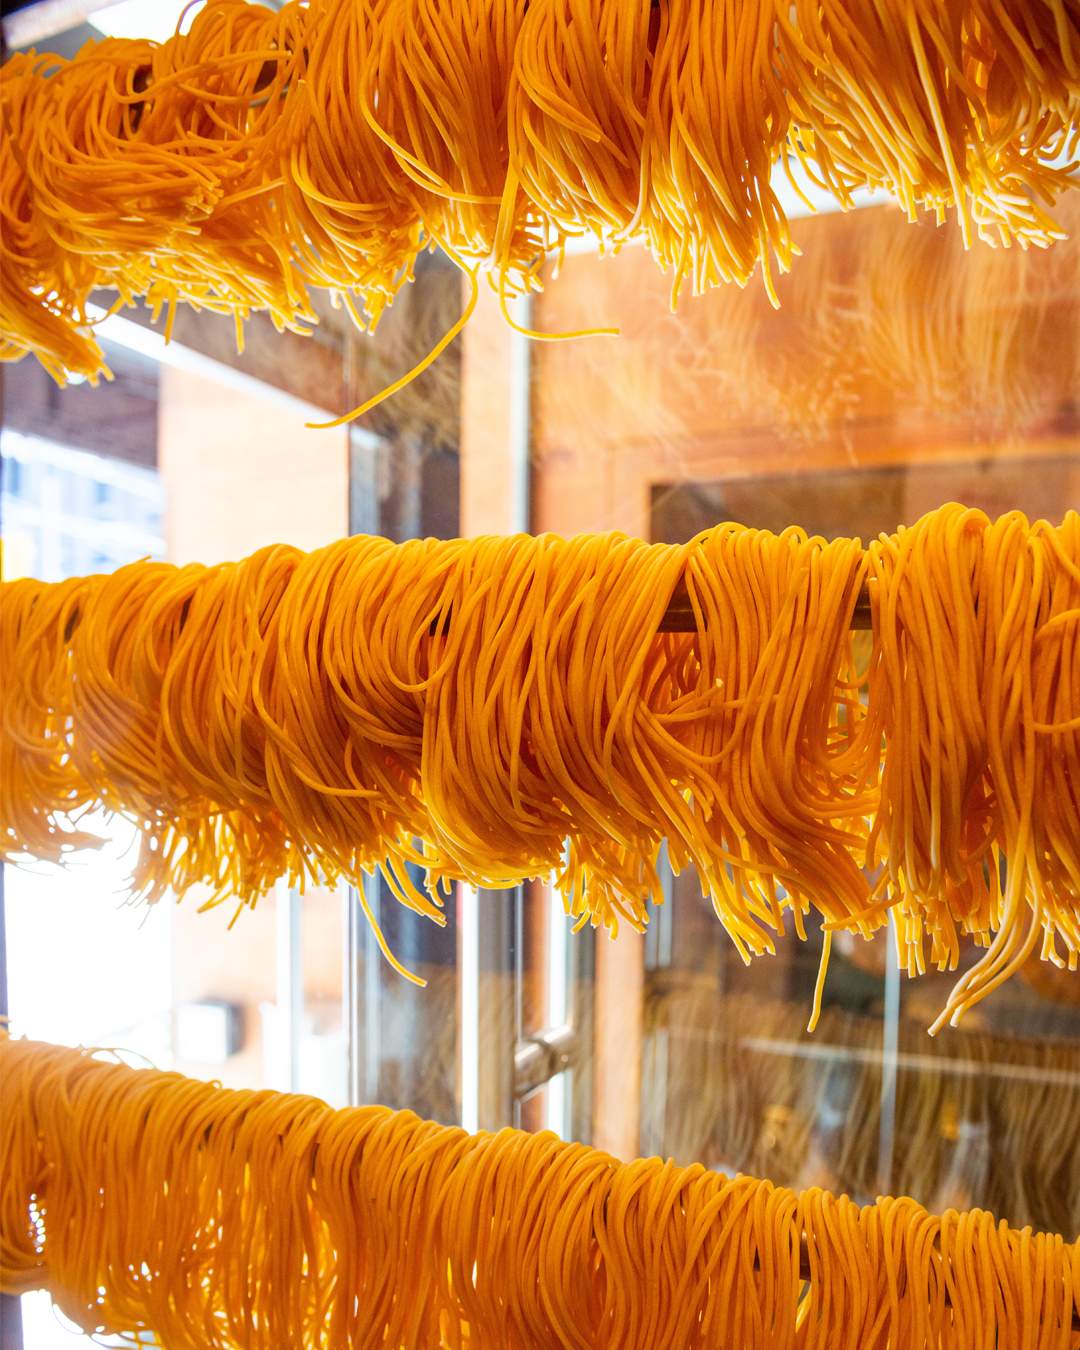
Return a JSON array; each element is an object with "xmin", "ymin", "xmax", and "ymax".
[
  {"xmin": 507, "ymin": 0, "xmax": 652, "ymax": 251},
  {"xmin": 1, "ymin": 1032, "xmax": 1077, "ymax": 1348},
  {"xmin": 0, "ymin": 523, "xmax": 872, "ymax": 940},
  {"xmin": 640, "ymin": 0, "xmax": 795, "ymax": 306},
  {"xmin": 773, "ymin": 0, "xmax": 1076, "ymax": 247},
  {"xmin": 676, "ymin": 525, "xmax": 873, "ymax": 955},
  {"xmin": 1, "ymin": 0, "xmax": 1076, "ymax": 401},
  {"xmin": 865, "ymin": 507, "xmax": 1080, "ymax": 1026},
  {"xmin": 1, "ymin": 508, "xmax": 1077, "ymax": 1026},
  {"xmin": 0, "ymin": 574, "xmax": 100, "ymax": 861}
]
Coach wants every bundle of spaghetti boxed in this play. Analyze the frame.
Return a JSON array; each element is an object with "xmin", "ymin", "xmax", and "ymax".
[
  {"xmin": 0, "ymin": 524, "xmax": 879, "ymax": 966},
  {"xmin": 4, "ymin": 510, "xmax": 1080, "ymax": 1021},
  {"xmin": 774, "ymin": 0, "xmax": 1079, "ymax": 247},
  {"xmin": 506, "ymin": 0, "xmax": 653, "ymax": 253},
  {"xmin": 864, "ymin": 507, "xmax": 1080, "ymax": 1028},
  {"xmin": 3, "ymin": 1033, "xmax": 1078, "ymax": 1349},
  {"xmin": 1, "ymin": 0, "xmax": 1077, "ymax": 397},
  {"xmin": 865, "ymin": 505, "xmax": 996, "ymax": 967},
  {"xmin": 645, "ymin": 0, "xmax": 798, "ymax": 306},
  {"xmin": 675, "ymin": 524, "xmax": 874, "ymax": 954},
  {"xmin": 0, "ymin": 574, "xmax": 101, "ymax": 861},
  {"xmin": 0, "ymin": 51, "xmax": 107, "ymax": 383},
  {"xmin": 642, "ymin": 983, "xmax": 1080, "ymax": 1237},
  {"xmin": 948, "ymin": 511, "xmax": 1080, "ymax": 1020},
  {"xmin": 362, "ymin": 0, "xmax": 537, "ymax": 280}
]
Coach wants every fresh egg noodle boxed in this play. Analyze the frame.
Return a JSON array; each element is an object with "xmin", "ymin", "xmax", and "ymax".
[
  {"xmin": 1, "ymin": 1032, "xmax": 1078, "ymax": 1348},
  {"xmin": 1, "ymin": 506, "xmax": 1077, "ymax": 1029},
  {"xmin": 0, "ymin": 0, "xmax": 1076, "ymax": 412},
  {"xmin": 863, "ymin": 507, "xmax": 1080, "ymax": 1030}
]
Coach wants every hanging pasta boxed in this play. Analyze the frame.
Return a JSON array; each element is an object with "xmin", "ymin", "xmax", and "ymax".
[
  {"xmin": 1, "ymin": 508, "xmax": 1077, "ymax": 1026},
  {"xmin": 0, "ymin": 574, "xmax": 100, "ymax": 862},
  {"xmin": 1, "ymin": 0, "xmax": 1076, "ymax": 406},
  {"xmin": 1, "ymin": 524, "xmax": 870, "ymax": 940},
  {"xmin": 2, "ymin": 1032, "xmax": 1078, "ymax": 1348},
  {"xmin": 864, "ymin": 507, "xmax": 1080, "ymax": 1027},
  {"xmin": 773, "ymin": 0, "xmax": 1077, "ymax": 246}
]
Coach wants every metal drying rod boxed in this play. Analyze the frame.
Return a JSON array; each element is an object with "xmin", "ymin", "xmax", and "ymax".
[
  {"xmin": 658, "ymin": 579, "xmax": 874, "ymax": 632},
  {"xmin": 428, "ymin": 581, "xmax": 874, "ymax": 637}
]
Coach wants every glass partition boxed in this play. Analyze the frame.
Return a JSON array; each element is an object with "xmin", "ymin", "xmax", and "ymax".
[{"xmin": 520, "ymin": 198, "xmax": 1080, "ymax": 1232}]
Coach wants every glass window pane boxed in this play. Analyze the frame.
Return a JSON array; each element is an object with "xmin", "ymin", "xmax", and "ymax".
[{"xmin": 520, "ymin": 201, "xmax": 1080, "ymax": 1220}]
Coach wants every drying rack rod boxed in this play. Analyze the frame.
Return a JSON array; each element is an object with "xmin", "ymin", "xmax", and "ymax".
[{"xmin": 658, "ymin": 580, "xmax": 873, "ymax": 633}]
